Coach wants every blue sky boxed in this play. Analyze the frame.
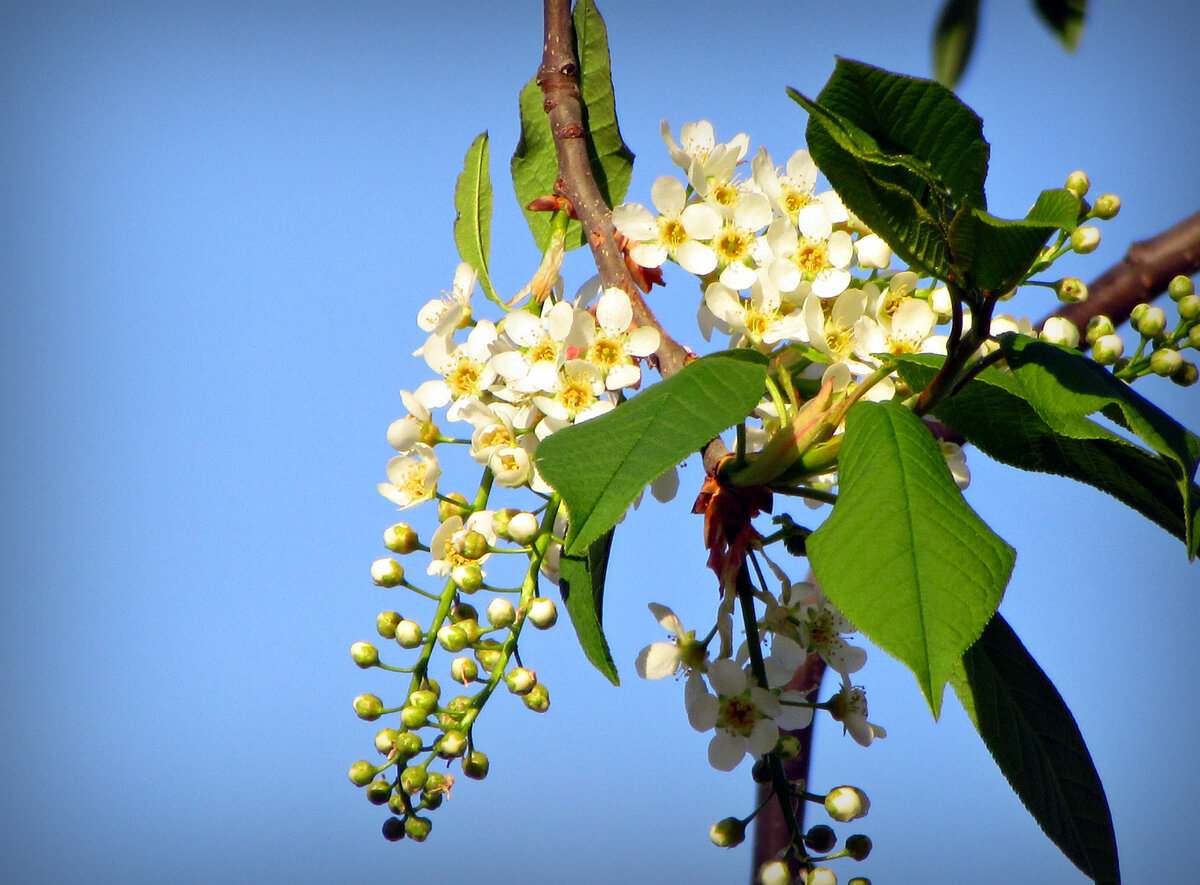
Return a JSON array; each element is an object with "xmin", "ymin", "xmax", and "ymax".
[{"xmin": 2, "ymin": 1, "xmax": 1197, "ymax": 883}]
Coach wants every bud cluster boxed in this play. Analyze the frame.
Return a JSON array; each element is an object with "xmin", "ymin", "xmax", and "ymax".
[{"xmin": 1086, "ymin": 275, "xmax": 1200, "ymax": 385}]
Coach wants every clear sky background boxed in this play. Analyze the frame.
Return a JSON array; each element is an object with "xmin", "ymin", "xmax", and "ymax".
[{"xmin": 3, "ymin": 1, "xmax": 1198, "ymax": 883}]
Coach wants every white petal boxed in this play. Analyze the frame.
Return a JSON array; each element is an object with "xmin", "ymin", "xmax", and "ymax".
[
  {"xmin": 775, "ymin": 693, "xmax": 815, "ymax": 730},
  {"xmin": 734, "ymin": 192, "xmax": 772, "ymax": 231},
  {"xmin": 719, "ymin": 261, "xmax": 757, "ymax": 292},
  {"xmin": 611, "ymin": 202, "xmax": 657, "ymax": 240},
  {"xmin": 648, "ymin": 603, "xmax": 684, "ymax": 635},
  {"xmin": 708, "ymin": 731, "xmax": 747, "ymax": 771},
  {"xmin": 680, "ymin": 202, "xmax": 721, "ymax": 240},
  {"xmin": 685, "ymin": 674, "xmax": 719, "ymax": 731},
  {"xmin": 797, "ymin": 203, "xmax": 832, "ymax": 240},
  {"xmin": 636, "ymin": 642, "xmax": 682, "ymax": 679},
  {"xmin": 708, "ymin": 658, "xmax": 748, "ymax": 696},
  {"xmin": 626, "ymin": 326, "xmax": 660, "ymax": 357},
  {"xmin": 675, "ymin": 240, "xmax": 717, "ymax": 276},
  {"xmin": 630, "ymin": 242, "xmax": 668, "ymax": 269},
  {"xmin": 827, "ymin": 230, "xmax": 854, "ymax": 267},
  {"xmin": 747, "ymin": 719, "xmax": 780, "ymax": 756},
  {"xmin": 650, "ymin": 466, "xmax": 679, "ymax": 503},
  {"xmin": 387, "ymin": 417, "xmax": 421, "ymax": 452},
  {"xmin": 596, "ymin": 288, "xmax": 633, "ymax": 334},
  {"xmin": 650, "ymin": 176, "xmax": 686, "ymax": 216}
]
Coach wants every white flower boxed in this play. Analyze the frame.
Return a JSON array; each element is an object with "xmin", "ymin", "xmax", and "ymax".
[
  {"xmin": 612, "ymin": 177, "xmax": 721, "ymax": 275},
  {"xmin": 791, "ymin": 584, "xmax": 867, "ymax": 677},
  {"xmin": 855, "ymin": 233, "xmax": 892, "ymax": 269},
  {"xmin": 940, "ymin": 440, "xmax": 970, "ymax": 490},
  {"xmin": 711, "ymin": 192, "xmax": 773, "ymax": 291},
  {"xmin": 386, "ymin": 380, "xmax": 451, "ymax": 452},
  {"xmin": 419, "ymin": 320, "xmax": 499, "ymax": 420},
  {"xmin": 702, "ymin": 278, "xmax": 806, "ymax": 349},
  {"xmin": 766, "ymin": 207, "xmax": 854, "ymax": 299},
  {"xmin": 378, "ymin": 443, "xmax": 439, "ymax": 509},
  {"xmin": 426, "ymin": 510, "xmax": 497, "ymax": 579},
  {"xmin": 583, "ymin": 288, "xmax": 661, "ymax": 390},
  {"xmin": 634, "ymin": 604, "xmax": 707, "ymax": 679},
  {"xmin": 532, "ymin": 359, "xmax": 613, "ymax": 436},
  {"xmin": 492, "ymin": 300, "xmax": 590, "ymax": 395},
  {"xmin": 661, "ymin": 120, "xmax": 749, "ymax": 189},
  {"xmin": 417, "ymin": 262, "xmax": 476, "ymax": 336},
  {"xmin": 752, "ymin": 147, "xmax": 818, "ymax": 222},
  {"xmin": 829, "ymin": 675, "xmax": 886, "ymax": 747}
]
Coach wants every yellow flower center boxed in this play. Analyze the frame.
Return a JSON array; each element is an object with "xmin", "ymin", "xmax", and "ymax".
[
  {"xmin": 794, "ymin": 239, "xmax": 828, "ymax": 275},
  {"xmin": 557, "ymin": 373, "xmax": 597, "ymax": 413},
  {"xmin": 781, "ymin": 187, "xmax": 811, "ymax": 217},
  {"xmin": 588, "ymin": 336, "xmax": 624, "ymax": 370},
  {"xmin": 658, "ymin": 217, "xmax": 688, "ymax": 249},
  {"xmin": 446, "ymin": 358, "xmax": 482, "ymax": 399},
  {"xmin": 715, "ymin": 228, "xmax": 754, "ymax": 264},
  {"xmin": 709, "ymin": 180, "xmax": 739, "ymax": 207},
  {"xmin": 718, "ymin": 695, "xmax": 759, "ymax": 737}
]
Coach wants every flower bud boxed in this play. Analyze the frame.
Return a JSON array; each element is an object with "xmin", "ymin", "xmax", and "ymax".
[
  {"xmin": 1040, "ymin": 316, "xmax": 1080, "ymax": 349},
  {"xmin": 408, "ymin": 688, "xmax": 438, "ymax": 712},
  {"xmin": 1190, "ymin": 326, "xmax": 1200, "ymax": 350},
  {"xmin": 404, "ymin": 815, "xmax": 432, "ymax": 842},
  {"xmin": 451, "ymin": 563, "xmax": 484, "ymax": 594},
  {"xmin": 806, "ymin": 868, "xmax": 837, "ymax": 885},
  {"xmin": 1135, "ymin": 306, "xmax": 1167, "ymax": 338},
  {"xmin": 1178, "ymin": 294, "xmax": 1200, "ymax": 322},
  {"xmin": 1054, "ymin": 277, "xmax": 1088, "ymax": 304},
  {"xmin": 381, "ymin": 816, "xmax": 405, "ymax": 842},
  {"xmin": 506, "ymin": 666, "xmax": 537, "ymax": 695},
  {"xmin": 400, "ymin": 765, "xmax": 427, "ymax": 794},
  {"xmin": 1151, "ymin": 348, "xmax": 1183, "ymax": 377},
  {"xmin": 528, "ymin": 597, "xmax": 558, "ymax": 629},
  {"xmin": 451, "ymin": 656, "xmax": 479, "ymax": 684},
  {"xmin": 1092, "ymin": 193, "xmax": 1121, "ymax": 220},
  {"xmin": 507, "ymin": 511, "xmax": 541, "ymax": 545},
  {"xmin": 1092, "ymin": 334, "xmax": 1124, "ymax": 366},
  {"xmin": 1065, "ymin": 170, "xmax": 1090, "ymax": 197},
  {"xmin": 444, "ymin": 694, "xmax": 472, "ymax": 718},
  {"xmin": 353, "ymin": 694, "xmax": 384, "ymax": 721},
  {"xmin": 351, "ymin": 641, "xmax": 380, "ymax": 669},
  {"xmin": 492, "ymin": 508, "xmax": 518, "ymax": 539},
  {"xmin": 487, "ymin": 596, "xmax": 517, "ymax": 629},
  {"xmin": 1171, "ymin": 360, "xmax": 1198, "ymax": 387},
  {"xmin": 348, "ymin": 760, "xmax": 376, "ymax": 786},
  {"xmin": 374, "ymin": 727, "xmax": 399, "ymax": 755},
  {"xmin": 376, "ymin": 610, "xmax": 402, "ymax": 639},
  {"xmin": 759, "ymin": 860, "xmax": 791, "ymax": 885},
  {"xmin": 462, "ymin": 750, "xmax": 490, "ymax": 780},
  {"xmin": 387, "ymin": 793, "xmax": 407, "ymax": 815},
  {"xmin": 371, "ymin": 558, "xmax": 405, "ymax": 587},
  {"xmin": 437, "ymin": 624, "xmax": 468, "ymax": 653},
  {"xmin": 1085, "ymin": 314, "xmax": 1115, "ymax": 345},
  {"xmin": 394, "ymin": 731, "xmax": 422, "ymax": 760},
  {"xmin": 824, "ymin": 786, "xmax": 870, "ymax": 822},
  {"xmin": 523, "ymin": 682, "xmax": 550, "ymax": 712},
  {"xmin": 854, "ymin": 233, "xmax": 891, "ymax": 269},
  {"xmin": 847, "ymin": 880, "xmax": 872, "ymax": 885},
  {"xmin": 438, "ymin": 729, "xmax": 467, "ymax": 759},
  {"xmin": 775, "ymin": 734, "xmax": 802, "ymax": 760},
  {"xmin": 450, "ymin": 602, "xmax": 479, "ymax": 623},
  {"xmin": 929, "ymin": 285, "xmax": 952, "ymax": 320},
  {"xmin": 709, "ymin": 817, "xmax": 746, "ymax": 848},
  {"xmin": 1168, "ymin": 274, "xmax": 1195, "ymax": 301},
  {"xmin": 383, "ymin": 523, "xmax": 419, "ymax": 554},
  {"xmin": 1130, "ymin": 302, "xmax": 1149, "ymax": 327},
  {"xmin": 1070, "ymin": 226, "xmax": 1100, "ymax": 254},
  {"xmin": 804, "ymin": 824, "xmax": 837, "ymax": 853},
  {"xmin": 456, "ymin": 530, "xmax": 490, "ymax": 560},
  {"xmin": 474, "ymin": 639, "xmax": 503, "ymax": 674},
  {"xmin": 399, "ymin": 705, "xmax": 428, "ymax": 729},
  {"xmin": 394, "ymin": 619, "xmax": 423, "ymax": 649},
  {"xmin": 751, "ymin": 758, "xmax": 772, "ymax": 784},
  {"xmin": 845, "ymin": 834, "xmax": 872, "ymax": 861},
  {"xmin": 437, "ymin": 492, "xmax": 471, "ymax": 523},
  {"xmin": 366, "ymin": 778, "xmax": 392, "ymax": 806}
]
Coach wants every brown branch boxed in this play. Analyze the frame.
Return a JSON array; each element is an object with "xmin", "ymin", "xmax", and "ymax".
[{"xmin": 1041, "ymin": 210, "xmax": 1200, "ymax": 334}]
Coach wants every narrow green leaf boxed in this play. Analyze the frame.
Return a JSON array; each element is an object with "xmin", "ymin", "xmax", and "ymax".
[
  {"xmin": 453, "ymin": 132, "xmax": 499, "ymax": 303},
  {"xmin": 512, "ymin": 76, "xmax": 584, "ymax": 252},
  {"xmin": 1032, "ymin": 0, "xmax": 1087, "ymax": 51},
  {"xmin": 807, "ymin": 401, "xmax": 1014, "ymax": 718},
  {"xmin": 535, "ymin": 350, "xmax": 768, "ymax": 555},
  {"xmin": 933, "ymin": 0, "xmax": 982, "ymax": 88},
  {"xmin": 893, "ymin": 354, "xmax": 1200, "ymax": 558},
  {"xmin": 558, "ymin": 526, "xmax": 619, "ymax": 685},
  {"xmin": 951, "ymin": 614, "xmax": 1120, "ymax": 884},
  {"xmin": 572, "ymin": 0, "xmax": 634, "ymax": 210}
]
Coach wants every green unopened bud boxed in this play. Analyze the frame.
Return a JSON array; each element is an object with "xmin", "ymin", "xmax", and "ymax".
[
  {"xmin": 437, "ymin": 624, "xmax": 468, "ymax": 653},
  {"xmin": 709, "ymin": 817, "xmax": 746, "ymax": 848},
  {"xmin": 394, "ymin": 619, "xmax": 423, "ymax": 649},
  {"xmin": 1085, "ymin": 314, "xmax": 1115, "ymax": 345},
  {"xmin": 775, "ymin": 734, "xmax": 802, "ymax": 760},
  {"xmin": 444, "ymin": 694, "xmax": 471, "ymax": 718},
  {"xmin": 399, "ymin": 705, "xmax": 428, "ymax": 729},
  {"xmin": 387, "ymin": 792, "xmax": 407, "ymax": 815},
  {"xmin": 394, "ymin": 731, "xmax": 422, "ymax": 760},
  {"xmin": 1135, "ymin": 306, "xmax": 1167, "ymax": 338},
  {"xmin": 457, "ymin": 618, "xmax": 485, "ymax": 644},
  {"xmin": 1065, "ymin": 170, "xmax": 1090, "ymax": 197},
  {"xmin": 1055, "ymin": 277, "xmax": 1088, "ymax": 304},
  {"xmin": 400, "ymin": 765, "xmax": 427, "ymax": 794},
  {"xmin": 404, "ymin": 814, "xmax": 432, "ymax": 842},
  {"xmin": 374, "ymin": 728, "xmax": 400, "ymax": 755},
  {"xmin": 804, "ymin": 823, "xmax": 837, "ymax": 853},
  {"xmin": 1172, "ymin": 360, "xmax": 1198, "ymax": 387},
  {"xmin": 474, "ymin": 639, "xmax": 503, "ymax": 674},
  {"xmin": 450, "ymin": 602, "xmax": 478, "ymax": 623},
  {"xmin": 420, "ymin": 788, "xmax": 444, "ymax": 811},
  {"xmin": 1092, "ymin": 334, "xmax": 1124, "ymax": 366},
  {"xmin": 806, "ymin": 868, "xmax": 837, "ymax": 885},
  {"xmin": 523, "ymin": 682, "xmax": 550, "ymax": 712},
  {"xmin": 1070, "ymin": 226, "xmax": 1101, "ymax": 254},
  {"xmin": 371, "ymin": 558, "xmax": 405, "ymax": 587},
  {"xmin": 492, "ymin": 508, "xmax": 518, "ymax": 538},
  {"xmin": 1151, "ymin": 348, "xmax": 1183, "ymax": 377},
  {"xmin": 751, "ymin": 758, "xmax": 772, "ymax": 784},
  {"xmin": 437, "ymin": 729, "xmax": 467, "ymax": 758},
  {"xmin": 759, "ymin": 861, "xmax": 791, "ymax": 885},
  {"xmin": 376, "ymin": 610, "xmax": 402, "ymax": 639},
  {"xmin": 824, "ymin": 786, "xmax": 870, "ymax": 822},
  {"xmin": 381, "ymin": 816, "xmax": 405, "ymax": 842},
  {"xmin": 847, "ymin": 879, "xmax": 872, "ymax": 885},
  {"xmin": 351, "ymin": 641, "xmax": 379, "ymax": 669},
  {"xmin": 1190, "ymin": 326, "xmax": 1200, "ymax": 349},
  {"xmin": 845, "ymin": 834, "xmax": 872, "ymax": 861},
  {"xmin": 348, "ymin": 760, "xmax": 376, "ymax": 787},
  {"xmin": 1168, "ymin": 274, "xmax": 1195, "ymax": 301},
  {"xmin": 437, "ymin": 492, "xmax": 471, "ymax": 523},
  {"xmin": 1178, "ymin": 294, "xmax": 1200, "ymax": 322},
  {"xmin": 1092, "ymin": 193, "xmax": 1121, "ymax": 220},
  {"xmin": 456, "ymin": 530, "xmax": 490, "ymax": 560},
  {"xmin": 507, "ymin": 511, "xmax": 541, "ymax": 545},
  {"xmin": 462, "ymin": 750, "xmax": 490, "ymax": 780},
  {"xmin": 451, "ymin": 563, "xmax": 484, "ymax": 594},
  {"xmin": 528, "ymin": 597, "xmax": 557, "ymax": 629},
  {"xmin": 353, "ymin": 694, "xmax": 384, "ymax": 721},
  {"xmin": 1130, "ymin": 302, "xmax": 1149, "ymax": 326},
  {"xmin": 506, "ymin": 666, "xmax": 537, "ymax": 695},
  {"xmin": 408, "ymin": 688, "xmax": 438, "ymax": 712},
  {"xmin": 450, "ymin": 656, "xmax": 479, "ymax": 684},
  {"xmin": 487, "ymin": 597, "xmax": 517, "ymax": 629},
  {"xmin": 366, "ymin": 778, "xmax": 392, "ymax": 806},
  {"xmin": 383, "ymin": 523, "xmax": 419, "ymax": 554}
]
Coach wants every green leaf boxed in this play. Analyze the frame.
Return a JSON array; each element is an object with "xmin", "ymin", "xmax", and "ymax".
[
  {"xmin": 933, "ymin": 0, "xmax": 982, "ymax": 89},
  {"xmin": 572, "ymin": 0, "xmax": 634, "ymax": 210},
  {"xmin": 806, "ymin": 401, "xmax": 1014, "ymax": 717},
  {"xmin": 893, "ymin": 354, "xmax": 1200, "ymax": 558},
  {"xmin": 951, "ymin": 614, "xmax": 1119, "ymax": 885},
  {"xmin": 557, "ymin": 526, "xmax": 619, "ymax": 685},
  {"xmin": 535, "ymin": 349, "xmax": 768, "ymax": 555},
  {"xmin": 947, "ymin": 189, "xmax": 1080, "ymax": 293},
  {"xmin": 1032, "ymin": 0, "xmax": 1087, "ymax": 51},
  {"xmin": 512, "ymin": 76, "xmax": 582, "ymax": 252},
  {"xmin": 453, "ymin": 132, "xmax": 499, "ymax": 303}
]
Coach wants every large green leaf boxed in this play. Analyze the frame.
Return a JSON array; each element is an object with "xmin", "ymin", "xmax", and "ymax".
[
  {"xmin": 557, "ymin": 526, "xmax": 619, "ymax": 685},
  {"xmin": 807, "ymin": 401, "xmax": 1014, "ymax": 717},
  {"xmin": 893, "ymin": 354, "xmax": 1200, "ymax": 558},
  {"xmin": 453, "ymin": 132, "xmax": 499, "ymax": 303},
  {"xmin": 510, "ymin": 0, "xmax": 633, "ymax": 253},
  {"xmin": 535, "ymin": 349, "xmax": 768, "ymax": 555},
  {"xmin": 952, "ymin": 614, "xmax": 1119, "ymax": 885},
  {"xmin": 1033, "ymin": 0, "xmax": 1087, "ymax": 51},
  {"xmin": 933, "ymin": 0, "xmax": 982, "ymax": 89}
]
